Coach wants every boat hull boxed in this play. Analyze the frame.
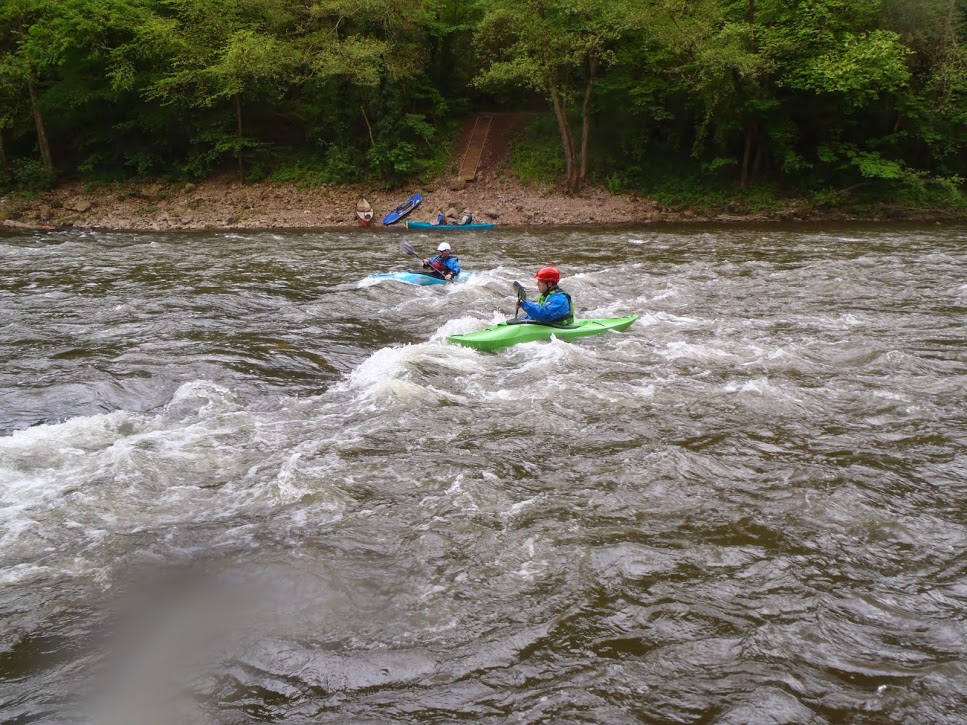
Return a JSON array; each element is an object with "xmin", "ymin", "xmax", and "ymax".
[
  {"xmin": 369, "ymin": 270, "xmax": 473, "ymax": 286},
  {"xmin": 405, "ymin": 221, "xmax": 495, "ymax": 230},
  {"xmin": 382, "ymin": 193, "xmax": 422, "ymax": 225},
  {"xmin": 355, "ymin": 196, "xmax": 373, "ymax": 227},
  {"xmin": 447, "ymin": 316, "xmax": 637, "ymax": 351}
]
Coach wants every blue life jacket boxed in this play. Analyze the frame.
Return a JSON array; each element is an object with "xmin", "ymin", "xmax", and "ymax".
[{"xmin": 521, "ymin": 286, "xmax": 573, "ymax": 325}]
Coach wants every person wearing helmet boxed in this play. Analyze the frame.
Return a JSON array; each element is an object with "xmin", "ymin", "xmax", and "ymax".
[
  {"xmin": 423, "ymin": 242, "xmax": 461, "ymax": 281},
  {"xmin": 517, "ymin": 266, "xmax": 574, "ymax": 325}
]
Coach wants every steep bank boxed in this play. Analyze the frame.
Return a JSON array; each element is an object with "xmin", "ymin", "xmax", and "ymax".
[
  {"xmin": 4, "ymin": 172, "xmax": 965, "ymax": 232},
  {"xmin": 0, "ymin": 175, "xmax": 652, "ymax": 231},
  {"xmin": 4, "ymin": 173, "xmax": 947, "ymax": 232}
]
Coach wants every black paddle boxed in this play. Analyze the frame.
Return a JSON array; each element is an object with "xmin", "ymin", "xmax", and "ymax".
[
  {"xmin": 399, "ymin": 240, "xmax": 445, "ymax": 279},
  {"xmin": 513, "ymin": 281, "xmax": 527, "ymax": 319}
]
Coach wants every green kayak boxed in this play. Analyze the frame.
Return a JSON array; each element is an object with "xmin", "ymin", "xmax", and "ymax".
[{"xmin": 447, "ymin": 315, "xmax": 637, "ymax": 352}]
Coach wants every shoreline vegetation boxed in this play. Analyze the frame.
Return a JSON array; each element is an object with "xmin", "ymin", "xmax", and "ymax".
[
  {"xmin": 2, "ymin": 173, "xmax": 964, "ymax": 233},
  {"xmin": 2, "ymin": 2, "xmax": 964, "ymax": 234}
]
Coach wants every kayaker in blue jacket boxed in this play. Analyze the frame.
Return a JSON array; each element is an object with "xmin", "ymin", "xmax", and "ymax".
[
  {"xmin": 517, "ymin": 266, "xmax": 574, "ymax": 324},
  {"xmin": 423, "ymin": 242, "xmax": 461, "ymax": 281}
]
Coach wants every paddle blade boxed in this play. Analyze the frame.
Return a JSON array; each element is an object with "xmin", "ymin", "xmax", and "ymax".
[
  {"xmin": 399, "ymin": 240, "xmax": 421, "ymax": 260},
  {"xmin": 512, "ymin": 281, "xmax": 526, "ymax": 319}
]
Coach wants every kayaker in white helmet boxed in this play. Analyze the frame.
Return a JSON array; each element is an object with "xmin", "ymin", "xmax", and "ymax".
[
  {"xmin": 517, "ymin": 266, "xmax": 574, "ymax": 324},
  {"xmin": 422, "ymin": 242, "xmax": 461, "ymax": 281}
]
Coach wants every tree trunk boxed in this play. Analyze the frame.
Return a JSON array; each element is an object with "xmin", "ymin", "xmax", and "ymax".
[
  {"xmin": 0, "ymin": 128, "xmax": 6, "ymax": 169},
  {"xmin": 538, "ymin": 0, "xmax": 576, "ymax": 193},
  {"xmin": 740, "ymin": 121, "xmax": 755, "ymax": 188},
  {"xmin": 27, "ymin": 81, "xmax": 53, "ymax": 175},
  {"xmin": 740, "ymin": 0, "xmax": 758, "ymax": 188},
  {"xmin": 578, "ymin": 54, "xmax": 597, "ymax": 194},
  {"xmin": 550, "ymin": 84, "xmax": 576, "ymax": 193},
  {"xmin": 18, "ymin": 19, "xmax": 53, "ymax": 175},
  {"xmin": 235, "ymin": 93, "xmax": 244, "ymax": 183},
  {"xmin": 360, "ymin": 103, "xmax": 375, "ymax": 148}
]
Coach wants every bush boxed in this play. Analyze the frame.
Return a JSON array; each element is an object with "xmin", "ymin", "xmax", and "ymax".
[
  {"xmin": 12, "ymin": 159, "xmax": 55, "ymax": 192},
  {"xmin": 509, "ymin": 116, "xmax": 564, "ymax": 185}
]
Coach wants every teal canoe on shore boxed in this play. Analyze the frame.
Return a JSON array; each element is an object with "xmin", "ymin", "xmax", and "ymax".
[
  {"xmin": 405, "ymin": 221, "xmax": 495, "ymax": 231},
  {"xmin": 447, "ymin": 315, "xmax": 637, "ymax": 351}
]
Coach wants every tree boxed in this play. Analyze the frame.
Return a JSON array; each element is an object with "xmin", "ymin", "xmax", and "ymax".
[
  {"xmin": 140, "ymin": 0, "xmax": 302, "ymax": 181},
  {"xmin": 763, "ymin": 0, "xmax": 914, "ymax": 185},
  {"xmin": 640, "ymin": 0, "xmax": 775, "ymax": 186},
  {"xmin": 0, "ymin": 0, "xmax": 56, "ymax": 175},
  {"xmin": 881, "ymin": 0, "xmax": 967, "ymax": 172},
  {"xmin": 0, "ymin": 0, "xmax": 156, "ymax": 181},
  {"xmin": 289, "ymin": 0, "xmax": 439, "ymax": 182},
  {"xmin": 475, "ymin": 0, "xmax": 634, "ymax": 193}
]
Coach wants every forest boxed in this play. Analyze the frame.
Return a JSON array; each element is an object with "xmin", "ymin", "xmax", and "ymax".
[{"xmin": 1, "ymin": 0, "xmax": 965, "ymax": 213}]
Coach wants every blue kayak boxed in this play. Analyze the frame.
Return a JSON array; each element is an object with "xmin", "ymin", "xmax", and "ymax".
[
  {"xmin": 369, "ymin": 270, "xmax": 473, "ymax": 286},
  {"xmin": 382, "ymin": 193, "xmax": 422, "ymax": 225},
  {"xmin": 405, "ymin": 221, "xmax": 495, "ymax": 231}
]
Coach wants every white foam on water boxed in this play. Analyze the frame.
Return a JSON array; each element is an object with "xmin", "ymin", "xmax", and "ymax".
[
  {"xmin": 723, "ymin": 377, "xmax": 800, "ymax": 402},
  {"xmin": 0, "ymin": 562, "xmax": 56, "ymax": 586},
  {"xmin": 501, "ymin": 494, "xmax": 543, "ymax": 522},
  {"xmin": 430, "ymin": 312, "xmax": 504, "ymax": 339},
  {"xmin": 650, "ymin": 310, "xmax": 705, "ymax": 327},
  {"xmin": 663, "ymin": 339, "xmax": 738, "ymax": 362},
  {"xmin": 355, "ymin": 275, "xmax": 382, "ymax": 288},
  {"xmin": 165, "ymin": 379, "xmax": 240, "ymax": 417},
  {"xmin": 0, "ymin": 377, "xmax": 374, "ymax": 583},
  {"xmin": 342, "ymin": 345, "xmax": 428, "ymax": 404}
]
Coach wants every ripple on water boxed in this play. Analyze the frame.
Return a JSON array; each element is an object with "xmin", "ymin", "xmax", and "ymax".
[{"xmin": 1, "ymin": 225, "xmax": 965, "ymax": 722}]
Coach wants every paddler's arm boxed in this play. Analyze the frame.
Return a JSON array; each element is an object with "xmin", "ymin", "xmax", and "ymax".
[{"xmin": 519, "ymin": 295, "xmax": 568, "ymax": 322}]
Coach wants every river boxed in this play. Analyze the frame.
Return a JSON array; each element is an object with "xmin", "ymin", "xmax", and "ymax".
[{"xmin": 1, "ymin": 224, "xmax": 965, "ymax": 723}]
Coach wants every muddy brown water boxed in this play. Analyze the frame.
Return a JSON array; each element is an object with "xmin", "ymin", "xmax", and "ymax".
[{"xmin": 1, "ymin": 224, "xmax": 965, "ymax": 722}]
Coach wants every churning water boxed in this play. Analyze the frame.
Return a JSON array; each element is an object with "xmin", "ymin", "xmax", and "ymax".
[{"xmin": 1, "ymin": 224, "xmax": 965, "ymax": 723}]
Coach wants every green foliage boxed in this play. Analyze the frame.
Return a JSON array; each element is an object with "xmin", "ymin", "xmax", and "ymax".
[
  {"xmin": 606, "ymin": 171, "xmax": 627, "ymax": 195},
  {"xmin": 787, "ymin": 30, "xmax": 911, "ymax": 106},
  {"xmin": 509, "ymin": 117, "xmax": 565, "ymax": 186},
  {"xmin": 368, "ymin": 140, "xmax": 417, "ymax": 178},
  {"xmin": 0, "ymin": 0, "xmax": 961, "ymax": 211},
  {"xmin": 176, "ymin": 129, "xmax": 270, "ymax": 180},
  {"xmin": 894, "ymin": 175, "xmax": 966, "ymax": 211},
  {"xmin": 11, "ymin": 158, "xmax": 55, "ymax": 192},
  {"xmin": 271, "ymin": 145, "xmax": 368, "ymax": 188}
]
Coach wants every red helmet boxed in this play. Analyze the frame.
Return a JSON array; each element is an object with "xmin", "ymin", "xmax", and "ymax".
[{"xmin": 535, "ymin": 266, "xmax": 560, "ymax": 283}]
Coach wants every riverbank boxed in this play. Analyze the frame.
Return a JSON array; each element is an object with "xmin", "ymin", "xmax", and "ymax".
[{"xmin": 1, "ymin": 173, "xmax": 962, "ymax": 232}]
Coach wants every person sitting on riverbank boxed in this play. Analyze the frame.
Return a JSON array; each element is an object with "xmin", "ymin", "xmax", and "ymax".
[
  {"xmin": 517, "ymin": 266, "xmax": 573, "ymax": 324},
  {"xmin": 422, "ymin": 242, "xmax": 461, "ymax": 281}
]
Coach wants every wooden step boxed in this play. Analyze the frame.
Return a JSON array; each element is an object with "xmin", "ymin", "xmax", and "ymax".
[{"xmin": 458, "ymin": 113, "xmax": 493, "ymax": 182}]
